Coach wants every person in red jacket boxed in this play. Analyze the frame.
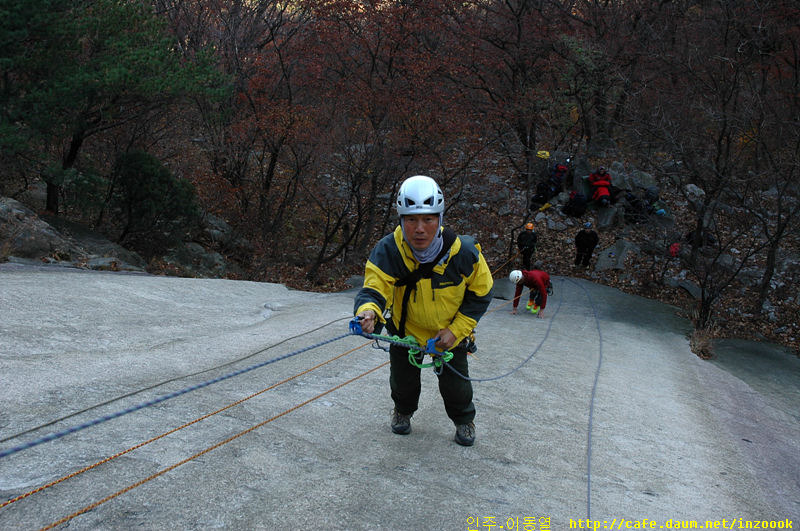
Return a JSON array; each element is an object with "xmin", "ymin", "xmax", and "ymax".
[
  {"xmin": 509, "ymin": 269, "xmax": 551, "ymax": 318},
  {"xmin": 588, "ymin": 166, "xmax": 612, "ymax": 207}
]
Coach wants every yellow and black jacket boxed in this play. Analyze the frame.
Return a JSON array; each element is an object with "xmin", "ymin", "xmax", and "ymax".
[{"xmin": 354, "ymin": 226, "xmax": 494, "ymax": 346}]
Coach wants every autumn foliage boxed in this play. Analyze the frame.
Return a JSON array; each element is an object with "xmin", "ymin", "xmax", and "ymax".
[{"xmin": 2, "ymin": 0, "xmax": 799, "ymax": 344}]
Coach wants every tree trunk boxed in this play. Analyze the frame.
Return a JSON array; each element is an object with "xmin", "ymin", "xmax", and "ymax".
[
  {"xmin": 754, "ymin": 240, "xmax": 778, "ymax": 314},
  {"xmin": 696, "ymin": 293, "xmax": 714, "ymax": 329},
  {"xmin": 45, "ymin": 182, "xmax": 60, "ymax": 214},
  {"xmin": 46, "ymin": 130, "xmax": 86, "ymax": 215},
  {"xmin": 258, "ymin": 146, "xmax": 280, "ymax": 229}
]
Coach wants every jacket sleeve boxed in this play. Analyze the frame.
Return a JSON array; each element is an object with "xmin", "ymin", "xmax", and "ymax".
[
  {"xmin": 353, "ymin": 233, "xmax": 399, "ymax": 323},
  {"xmin": 538, "ymin": 279, "xmax": 548, "ymax": 309},
  {"xmin": 447, "ymin": 240, "xmax": 494, "ymax": 342}
]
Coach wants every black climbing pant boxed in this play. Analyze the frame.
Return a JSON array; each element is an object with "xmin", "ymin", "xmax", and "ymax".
[{"xmin": 389, "ymin": 342, "xmax": 475, "ymax": 425}]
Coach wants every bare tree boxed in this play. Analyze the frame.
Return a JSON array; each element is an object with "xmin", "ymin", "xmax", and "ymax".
[
  {"xmin": 732, "ymin": 5, "xmax": 800, "ymax": 313},
  {"xmin": 445, "ymin": 0, "xmax": 563, "ymax": 193},
  {"xmin": 625, "ymin": 1, "xmax": 787, "ymax": 328},
  {"xmin": 156, "ymin": 0, "xmax": 311, "ymax": 239}
]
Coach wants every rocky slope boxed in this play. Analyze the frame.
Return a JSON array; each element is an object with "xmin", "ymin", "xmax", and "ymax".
[{"xmin": 3, "ymin": 156, "xmax": 798, "ymax": 357}]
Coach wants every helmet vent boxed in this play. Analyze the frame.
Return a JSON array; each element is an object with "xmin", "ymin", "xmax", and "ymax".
[{"xmin": 403, "ymin": 196, "xmax": 436, "ymax": 208}]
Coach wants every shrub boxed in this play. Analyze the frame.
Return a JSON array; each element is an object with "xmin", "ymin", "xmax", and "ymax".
[{"xmin": 110, "ymin": 150, "xmax": 200, "ymax": 257}]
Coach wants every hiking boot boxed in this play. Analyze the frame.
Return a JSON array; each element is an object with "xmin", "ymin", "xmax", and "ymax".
[
  {"xmin": 390, "ymin": 409, "xmax": 412, "ymax": 435},
  {"xmin": 530, "ymin": 304, "xmax": 540, "ymax": 314},
  {"xmin": 454, "ymin": 422, "xmax": 476, "ymax": 446},
  {"xmin": 525, "ymin": 301, "xmax": 533, "ymax": 311}
]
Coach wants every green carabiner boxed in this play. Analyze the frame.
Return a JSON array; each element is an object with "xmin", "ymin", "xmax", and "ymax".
[{"xmin": 407, "ymin": 346, "xmax": 453, "ymax": 369}]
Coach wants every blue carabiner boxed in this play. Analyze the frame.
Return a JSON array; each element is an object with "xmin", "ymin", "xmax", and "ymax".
[
  {"xmin": 349, "ymin": 316, "xmax": 363, "ymax": 335},
  {"xmin": 424, "ymin": 338, "xmax": 441, "ymax": 355}
]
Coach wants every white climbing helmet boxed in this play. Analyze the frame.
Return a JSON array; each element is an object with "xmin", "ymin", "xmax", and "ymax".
[
  {"xmin": 509, "ymin": 270, "xmax": 523, "ymax": 284},
  {"xmin": 396, "ymin": 175, "xmax": 444, "ymax": 216}
]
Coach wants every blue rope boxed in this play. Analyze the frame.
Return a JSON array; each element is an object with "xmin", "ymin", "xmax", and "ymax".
[
  {"xmin": 446, "ymin": 276, "xmax": 602, "ymax": 519},
  {"xmin": 0, "ymin": 332, "xmax": 353, "ymax": 460},
  {"xmin": 442, "ymin": 277, "xmax": 566, "ymax": 382},
  {"xmin": 564, "ymin": 278, "xmax": 604, "ymax": 520},
  {"xmin": 353, "ymin": 276, "xmax": 604, "ymax": 520}
]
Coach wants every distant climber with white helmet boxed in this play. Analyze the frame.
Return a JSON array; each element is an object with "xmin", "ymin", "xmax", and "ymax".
[
  {"xmin": 354, "ymin": 175, "xmax": 494, "ymax": 446},
  {"xmin": 509, "ymin": 268, "xmax": 551, "ymax": 318}
]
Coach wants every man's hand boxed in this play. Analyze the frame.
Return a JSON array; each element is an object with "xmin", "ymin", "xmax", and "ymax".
[
  {"xmin": 511, "ymin": 308, "xmax": 517, "ymax": 315},
  {"xmin": 536, "ymin": 310, "xmax": 544, "ymax": 319},
  {"xmin": 357, "ymin": 309, "xmax": 377, "ymax": 334},
  {"xmin": 434, "ymin": 328, "xmax": 456, "ymax": 350}
]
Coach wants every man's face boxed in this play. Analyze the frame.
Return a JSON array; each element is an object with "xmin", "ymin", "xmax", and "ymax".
[{"xmin": 402, "ymin": 214, "xmax": 439, "ymax": 251}]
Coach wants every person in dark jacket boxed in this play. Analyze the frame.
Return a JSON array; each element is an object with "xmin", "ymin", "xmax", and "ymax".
[
  {"xmin": 575, "ymin": 221, "xmax": 599, "ymax": 267},
  {"xmin": 509, "ymin": 269, "xmax": 551, "ymax": 318},
  {"xmin": 550, "ymin": 163, "xmax": 568, "ymax": 193},
  {"xmin": 562, "ymin": 190, "xmax": 588, "ymax": 218},
  {"xmin": 622, "ymin": 190, "xmax": 648, "ymax": 224},
  {"xmin": 529, "ymin": 181, "xmax": 551, "ymax": 211},
  {"xmin": 516, "ymin": 222, "xmax": 537, "ymax": 270}
]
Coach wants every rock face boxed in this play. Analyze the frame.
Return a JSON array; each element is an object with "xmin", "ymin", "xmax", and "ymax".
[
  {"xmin": 1, "ymin": 198, "xmax": 87, "ymax": 261},
  {"xmin": 40, "ymin": 213, "xmax": 147, "ymax": 269},
  {"xmin": 1, "ymin": 197, "xmax": 146, "ymax": 272},
  {"xmin": 0, "ymin": 196, "xmax": 241, "ymax": 277}
]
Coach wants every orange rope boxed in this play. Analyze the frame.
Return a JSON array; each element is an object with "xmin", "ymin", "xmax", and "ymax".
[
  {"xmin": 41, "ymin": 359, "xmax": 389, "ymax": 531},
  {"xmin": 17, "ymin": 245, "xmax": 520, "ymax": 527},
  {"xmin": 490, "ymin": 249, "xmax": 520, "ymax": 278},
  {"xmin": 2, "ymin": 340, "xmax": 371, "ymax": 511}
]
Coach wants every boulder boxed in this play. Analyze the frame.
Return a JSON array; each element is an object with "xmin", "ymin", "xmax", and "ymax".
[
  {"xmin": 201, "ymin": 213, "xmax": 253, "ymax": 254},
  {"xmin": 630, "ymin": 170, "xmax": 658, "ymax": 190},
  {"xmin": 1, "ymin": 196, "xmax": 145, "ymax": 272},
  {"xmin": 0, "ymin": 197, "xmax": 84, "ymax": 260},
  {"xmin": 667, "ymin": 277, "xmax": 702, "ymax": 299},
  {"xmin": 595, "ymin": 239, "xmax": 640, "ymax": 271},
  {"xmin": 596, "ymin": 205, "xmax": 622, "ymax": 229},
  {"xmin": 685, "ymin": 183, "xmax": 705, "ymax": 201},
  {"xmin": 162, "ymin": 242, "xmax": 228, "ymax": 278},
  {"xmin": 40, "ymin": 213, "xmax": 146, "ymax": 268}
]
